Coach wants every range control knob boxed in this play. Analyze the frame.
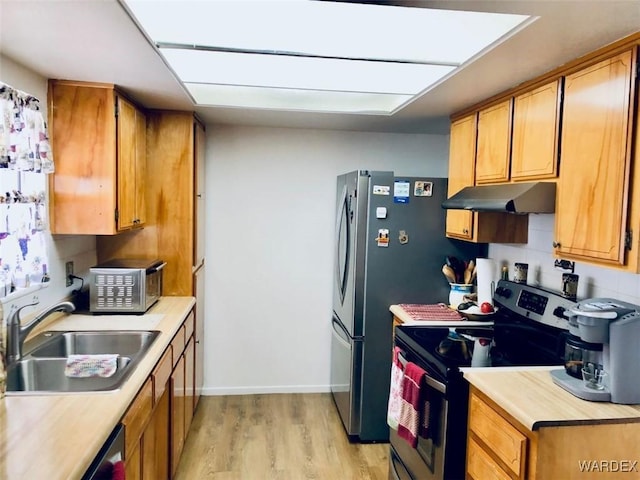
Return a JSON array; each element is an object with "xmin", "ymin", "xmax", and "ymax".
[
  {"xmin": 495, "ymin": 286, "xmax": 512, "ymax": 298},
  {"xmin": 553, "ymin": 306, "xmax": 567, "ymax": 319}
]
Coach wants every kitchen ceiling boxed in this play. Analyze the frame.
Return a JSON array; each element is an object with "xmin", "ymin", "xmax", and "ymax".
[
  {"xmin": 122, "ymin": 1, "xmax": 530, "ymax": 115},
  {"xmin": 1, "ymin": 0, "xmax": 639, "ymax": 134}
]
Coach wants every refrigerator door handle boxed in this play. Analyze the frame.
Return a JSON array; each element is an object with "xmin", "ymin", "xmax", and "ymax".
[
  {"xmin": 334, "ymin": 184, "xmax": 351, "ymax": 305},
  {"xmin": 332, "ymin": 316, "xmax": 353, "ymax": 347}
]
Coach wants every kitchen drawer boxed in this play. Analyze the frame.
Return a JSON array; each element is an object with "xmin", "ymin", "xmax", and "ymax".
[
  {"xmin": 122, "ymin": 377, "xmax": 153, "ymax": 458},
  {"xmin": 184, "ymin": 311, "xmax": 195, "ymax": 341},
  {"xmin": 468, "ymin": 393, "xmax": 527, "ymax": 477},
  {"xmin": 467, "ymin": 436, "xmax": 512, "ymax": 480},
  {"xmin": 171, "ymin": 325, "xmax": 186, "ymax": 367},
  {"xmin": 152, "ymin": 348, "xmax": 173, "ymax": 403}
]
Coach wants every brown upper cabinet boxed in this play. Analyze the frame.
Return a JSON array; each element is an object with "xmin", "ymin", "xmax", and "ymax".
[
  {"xmin": 446, "ymin": 114, "xmax": 477, "ymax": 240},
  {"xmin": 48, "ymin": 80, "xmax": 147, "ymax": 234},
  {"xmin": 475, "ymin": 99, "xmax": 513, "ymax": 184},
  {"xmin": 97, "ymin": 111, "xmax": 205, "ymax": 295},
  {"xmin": 511, "ymin": 79, "xmax": 562, "ymax": 181},
  {"xmin": 446, "ymin": 113, "xmax": 528, "ymax": 244},
  {"xmin": 554, "ymin": 49, "xmax": 636, "ymax": 266}
]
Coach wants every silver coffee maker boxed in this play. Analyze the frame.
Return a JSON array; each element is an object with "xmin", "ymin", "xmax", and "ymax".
[{"xmin": 550, "ymin": 298, "xmax": 640, "ymax": 404}]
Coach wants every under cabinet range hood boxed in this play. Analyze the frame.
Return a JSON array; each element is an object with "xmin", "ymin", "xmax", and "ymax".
[{"xmin": 441, "ymin": 182, "xmax": 556, "ymax": 213}]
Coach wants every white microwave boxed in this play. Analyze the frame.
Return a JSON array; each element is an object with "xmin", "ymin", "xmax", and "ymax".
[{"xmin": 89, "ymin": 259, "xmax": 166, "ymax": 314}]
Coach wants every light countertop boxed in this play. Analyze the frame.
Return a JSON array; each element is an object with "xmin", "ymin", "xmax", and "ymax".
[
  {"xmin": 0, "ymin": 296, "xmax": 195, "ymax": 480},
  {"xmin": 464, "ymin": 367, "xmax": 640, "ymax": 431}
]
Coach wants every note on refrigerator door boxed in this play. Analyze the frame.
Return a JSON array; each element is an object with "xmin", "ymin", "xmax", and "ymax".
[{"xmin": 393, "ymin": 180, "xmax": 410, "ymax": 204}]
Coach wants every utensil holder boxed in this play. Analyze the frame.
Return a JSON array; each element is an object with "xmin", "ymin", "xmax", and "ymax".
[{"xmin": 449, "ymin": 284, "xmax": 474, "ymax": 309}]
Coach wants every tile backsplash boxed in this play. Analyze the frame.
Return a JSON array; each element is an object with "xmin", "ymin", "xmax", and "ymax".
[{"xmin": 488, "ymin": 213, "xmax": 640, "ymax": 305}]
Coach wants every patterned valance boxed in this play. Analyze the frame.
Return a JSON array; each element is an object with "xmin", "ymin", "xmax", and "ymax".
[{"xmin": 0, "ymin": 82, "xmax": 54, "ymax": 173}]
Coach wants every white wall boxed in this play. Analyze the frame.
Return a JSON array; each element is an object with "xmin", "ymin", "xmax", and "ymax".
[
  {"xmin": 489, "ymin": 214, "xmax": 640, "ymax": 304},
  {"xmin": 203, "ymin": 125, "xmax": 449, "ymax": 394},
  {"xmin": 0, "ymin": 55, "xmax": 96, "ymax": 320}
]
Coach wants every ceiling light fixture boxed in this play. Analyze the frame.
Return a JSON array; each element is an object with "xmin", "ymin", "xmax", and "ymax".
[{"xmin": 122, "ymin": 0, "xmax": 532, "ymax": 114}]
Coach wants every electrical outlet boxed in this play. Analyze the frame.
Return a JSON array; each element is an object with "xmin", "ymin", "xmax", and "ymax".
[{"xmin": 65, "ymin": 261, "xmax": 74, "ymax": 287}]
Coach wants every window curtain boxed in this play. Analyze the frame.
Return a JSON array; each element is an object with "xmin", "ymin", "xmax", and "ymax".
[{"xmin": 0, "ymin": 82, "xmax": 54, "ymax": 296}]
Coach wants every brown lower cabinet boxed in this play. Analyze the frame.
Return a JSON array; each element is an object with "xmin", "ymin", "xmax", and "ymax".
[
  {"xmin": 467, "ymin": 386, "xmax": 640, "ymax": 479},
  {"xmin": 123, "ymin": 310, "xmax": 197, "ymax": 479}
]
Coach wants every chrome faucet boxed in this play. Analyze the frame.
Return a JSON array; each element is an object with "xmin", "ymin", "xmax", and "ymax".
[{"xmin": 5, "ymin": 300, "xmax": 75, "ymax": 366}]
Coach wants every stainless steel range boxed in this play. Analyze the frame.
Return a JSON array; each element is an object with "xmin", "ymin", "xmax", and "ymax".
[{"xmin": 389, "ymin": 280, "xmax": 577, "ymax": 480}]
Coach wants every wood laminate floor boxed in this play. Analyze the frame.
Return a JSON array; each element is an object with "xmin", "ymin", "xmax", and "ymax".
[{"xmin": 175, "ymin": 393, "xmax": 390, "ymax": 480}]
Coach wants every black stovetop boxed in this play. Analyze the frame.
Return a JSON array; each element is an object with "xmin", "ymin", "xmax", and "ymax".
[{"xmin": 394, "ymin": 280, "xmax": 575, "ymax": 383}]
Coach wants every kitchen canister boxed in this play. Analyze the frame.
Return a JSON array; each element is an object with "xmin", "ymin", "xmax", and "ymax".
[
  {"xmin": 475, "ymin": 258, "xmax": 497, "ymax": 306},
  {"xmin": 513, "ymin": 262, "xmax": 529, "ymax": 284},
  {"xmin": 449, "ymin": 283, "xmax": 474, "ymax": 309},
  {"xmin": 562, "ymin": 273, "xmax": 579, "ymax": 300}
]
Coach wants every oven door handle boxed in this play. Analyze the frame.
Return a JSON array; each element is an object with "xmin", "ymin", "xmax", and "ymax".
[{"xmin": 397, "ymin": 351, "xmax": 446, "ymax": 394}]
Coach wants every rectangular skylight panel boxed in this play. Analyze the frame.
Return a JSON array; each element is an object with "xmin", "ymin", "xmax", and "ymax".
[
  {"xmin": 125, "ymin": 1, "xmax": 530, "ymax": 65},
  {"xmin": 184, "ymin": 83, "xmax": 412, "ymax": 114},
  {"xmin": 160, "ymin": 48, "xmax": 456, "ymax": 95}
]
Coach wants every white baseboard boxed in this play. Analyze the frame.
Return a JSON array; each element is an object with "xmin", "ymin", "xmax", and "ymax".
[{"xmin": 201, "ymin": 384, "xmax": 331, "ymax": 396}]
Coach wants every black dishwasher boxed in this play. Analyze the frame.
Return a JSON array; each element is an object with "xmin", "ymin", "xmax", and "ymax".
[{"xmin": 81, "ymin": 424, "xmax": 125, "ymax": 480}]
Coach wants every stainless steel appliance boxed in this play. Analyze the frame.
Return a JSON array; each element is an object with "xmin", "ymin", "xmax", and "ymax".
[
  {"xmin": 550, "ymin": 298, "xmax": 640, "ymax": 403},
  {"xmin": 330, "ymin": 171, "xmax": 485, "ymax": 442},
  {"xmin": 89, "ymin": 258, "xmax": 166, "ymax": 313},
  {"xmin": 81, "ymin": 424, "xmax": 124, "ymax": 480},
  {"xmin": 390, "ymin": 280, "xmax": 577, "ymax": 479}
]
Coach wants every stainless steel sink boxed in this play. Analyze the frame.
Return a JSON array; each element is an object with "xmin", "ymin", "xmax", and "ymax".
[
  {"xmin": 5, "ymin": 330, "xmax": 160, "ymax": 395},
  {"xmin": 28, "ymin": 331, "xmax": 159, "ymax": 358}
]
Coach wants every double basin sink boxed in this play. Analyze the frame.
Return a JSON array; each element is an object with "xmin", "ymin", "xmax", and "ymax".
[{"xmin": 6, "ymin": 330, "xmax": 160, "ymax": 395}]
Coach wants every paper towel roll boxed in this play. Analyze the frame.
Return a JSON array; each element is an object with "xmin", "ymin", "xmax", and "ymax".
[{"xmin": 476, "ymin": 258, "xmax": 497, "ymax": 306}]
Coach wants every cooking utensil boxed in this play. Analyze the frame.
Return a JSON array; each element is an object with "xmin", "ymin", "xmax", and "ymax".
[
  {"xmin": 464, "ymin": 260, "xmax": 475, "ymax": 284},
  {"xmin": 442, "ymin": 265, "xmax": 456, "ymax": 283},
  {"xmin": 445, "ymin": 256, "xmax": 464, "ymax": 283}
]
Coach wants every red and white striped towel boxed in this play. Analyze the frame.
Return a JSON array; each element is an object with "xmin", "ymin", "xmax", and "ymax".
[
  {"xmin": 398, "ymin": 303, "xmax": 463, "ymax": 321},
  {"xmin": 397, "ymin": 361, "xmax": 431, "ymax": 448}
]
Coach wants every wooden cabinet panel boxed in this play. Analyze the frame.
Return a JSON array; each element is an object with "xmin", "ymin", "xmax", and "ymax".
[
  {"xmin": 467, "ymin": 436, "xmax": 512, "ymax": 480},
  {"xmin": 446, "ymin": 114, "xmax": 476, "ymax": 240},
  {"xmin": 135, "ymin": 104, "xmax": 147, "ymax": 226},
  {"xmin": 171, "ymin": 325, "xmax": 186, "ymax": 368},
  {"xmin": 49, "ymin": 81, "xmax": 117, "ymax": 234},
  {"xmin": 143, "ymin": 387, "xmax": 170, "ymax": 480},
  {"xmin": 511, "ymin": 80, "xmax": 561, "ymax": 180},
  {"xmin": 153, "ymin": 348, "xmax": 173, "ymax": 403},
  {"xmin": 171, "ymin": 353, "xmax": 186, "ymax": 477},
  {"xmin": 49, "ymin": 80, "xmax": 146, "ymax": 234},
  {"xmin": 555, "ymin": 49, "xmax": 635, "ymax": 264},
  {"xmin": 117, "ymin": 96, "xmax": 138, "ymax": 230},
  {"xmin": 125, "ymin": 442, "xmax": 142, "ymax": 480},
  {"xmin": 194, "ymin": 121, "xmax": 206, "ymax": 269},
  {"xmin": 184, "ymin": 311, "xmax": 195, "ymax": 343},
  {"xmin": 185, "ymin": 335, "xmax": 195, "ymax": 431},
  {"xmin": 469, "ymin": 393, "xmax": 527, "ymax": 477},
  {"xmin": 122, "ymin": 378, "xmax": 153, "ymax": 459},
  {"xmin": 194, "ymin": 270, "xmax": 205, "ymax": 409},
  {"xmin": 476, "ymin": 99, "xmax": 512, "ymax": 184}
]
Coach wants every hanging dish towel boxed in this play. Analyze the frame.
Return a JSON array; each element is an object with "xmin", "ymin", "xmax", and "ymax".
[
  {"xmin": 397, "ymin": 361, "xmax": 429, "ymax": 448},
  {"xmin": 387, "ymin": 347, "xmax": 404, "ymax": 430},
  {"xmin": 112, "ymin": 460, "xmax": 126, "ymax": 480},
  {"xmin": 64, "ymin": 354, "xmax": 118, "ymax": 378}
]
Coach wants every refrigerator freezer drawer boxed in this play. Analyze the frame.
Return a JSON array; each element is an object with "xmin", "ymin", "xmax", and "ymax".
[{"xmin": 330, "ymin": 316, "xmax": 363, "ymax": 436}]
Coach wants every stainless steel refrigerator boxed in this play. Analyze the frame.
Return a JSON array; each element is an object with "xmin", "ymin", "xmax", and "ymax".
[{"xmin": 330, "ymin": 170, "xmax": 485, "ymax": 442}]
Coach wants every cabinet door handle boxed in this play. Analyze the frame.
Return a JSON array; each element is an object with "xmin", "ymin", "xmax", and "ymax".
[
  {"xmin": 463, "ymin": 229, "xmax": 469, "ymax": 234},
  {"xmin": 552, "ymin": 241, "xmax": 561, "ymax": 248}
]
